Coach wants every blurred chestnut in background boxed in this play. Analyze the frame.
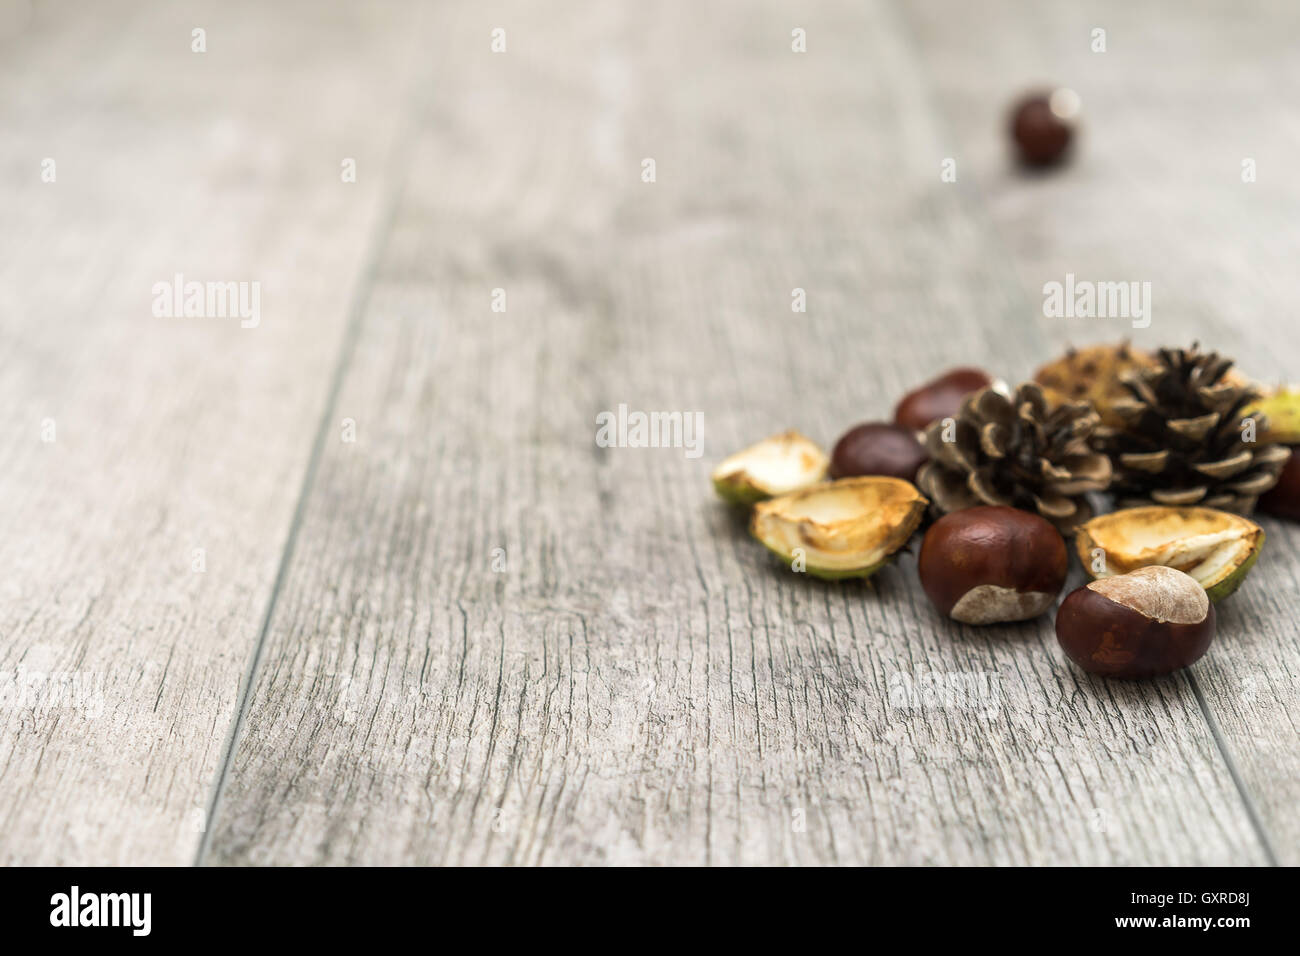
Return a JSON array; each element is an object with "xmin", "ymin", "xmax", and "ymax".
[
  {"xmin": 894, "ymin": 367, "xmax": 993, "ymax": 432},
  {"xmin": 829, "ymin": 422, "xmax": 927, "ymax": 482},
  {"xmin": 1010, "ymin": 88, "xmax": 1080, "ymax": 167},
  {"xmin": 1259, "ymin": 448, "xmax": 1300, "ymax": 520}
]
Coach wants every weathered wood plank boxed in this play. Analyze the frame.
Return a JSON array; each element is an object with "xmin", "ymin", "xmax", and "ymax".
[
  {"xmin": 204, "ymin": 0, "xmax": 1266, "ymax": 864},
  {"xmin": 904, "ymin": 0, "xmax": 1300, "ymax": 864},
  {"xmin": 0, "ymin": 0, "xmax": 421, "ymax": 864}
]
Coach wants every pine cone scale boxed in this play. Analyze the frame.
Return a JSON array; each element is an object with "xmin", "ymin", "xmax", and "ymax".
[{"xmin": 918, "ymin": 382, "xmax": 1108, "ymax": 533}]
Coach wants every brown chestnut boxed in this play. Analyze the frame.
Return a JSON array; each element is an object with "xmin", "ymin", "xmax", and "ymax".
[
  {"xmin": 894, "ymin": 367, "xmax": 994, "ymax": 432},
  {"xmin": 1010, "ymin": 89, "xmax": 1079, "ymax": 167},
  {"xmin": 829, "ymin": 422, "xmax": 927, "ymax": 482},
  {"xmin": 1055, "ymin": 566, "xmax": 1215, "ymax": 680},
  {"xmin": 1259, "ymin": 447, "xmax": 1300, "ymax": 520},
  {"xmin": 918, "ymin": 506, "xmax": 1068, "ymax": 625}
]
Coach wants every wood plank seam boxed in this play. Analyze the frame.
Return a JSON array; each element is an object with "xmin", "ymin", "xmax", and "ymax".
[
  {"xmin": 193, "ymin": 150, "xmax": 417, "ymax": 868},
  {"xmin": 888, "ymin": 0, "xmax": 1290, "ymax": 865},
  {"xmin": 1187, "ymin": 672, "xmax": 1280, "ymax": 865}
]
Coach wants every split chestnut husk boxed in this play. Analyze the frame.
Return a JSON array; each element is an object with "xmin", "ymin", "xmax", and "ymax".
[
  {"xmin": 711, "ymin": 431, "xmax": 828, "ymax": 505},
  {"xmin": 1075, "ymin": 505, "xmax": 1263, "ymax": 602},
  {"xmin": 750, "ymin": 476, "xmax": 927, "ymax": 580}
]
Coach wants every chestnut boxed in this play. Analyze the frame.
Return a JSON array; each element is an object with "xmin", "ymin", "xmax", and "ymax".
[
  {"xmin": 894, "ymin": 367, "xmax": 994, "ymax": 432},
  {"xmin": 829, "ymin": 422, "xmax": 927, "ymax": 482},
  {"xmin": 1010, "ymin": 89, "xmax": 1079, "ymax": 167},
  {"xmin": 1259, "ymin": 447, "xmax": 1300, "ymax": 520},
  {"xmin": 1055, "ymin": 566, "xmax": 1215, "ymax": 680},
  {"xmin": 918, "ymin": 506, "xmax": 1068, "ymax": 625}
]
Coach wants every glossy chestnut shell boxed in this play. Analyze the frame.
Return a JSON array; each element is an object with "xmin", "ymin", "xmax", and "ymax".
[
  {"xmin": 918, "ymin": 506, "xmax": 1068, "ymax": 625},
  {"xmin": 894, "ymin": 367, "xmax": 993, "ymax": 432},
  {"xmin": 1055, "ymin": 567, "xmax": 1216, "ymax": 679},
  {"xmin": 829, "ymin": 422, "xmax": 927, "ymax": 483}
]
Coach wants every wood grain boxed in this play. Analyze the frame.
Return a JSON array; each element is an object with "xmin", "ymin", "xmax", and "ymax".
[
  {"xmin": 201, "ymin": 0, "xmax": 1271, "ymax": 864},
  {"xmin": 903, "ymin": 0, "xmax": 1300, "ymax": 865},
  {"xmin": 0, "ymin": 0, "xmax": 422, "ymax": 864}
]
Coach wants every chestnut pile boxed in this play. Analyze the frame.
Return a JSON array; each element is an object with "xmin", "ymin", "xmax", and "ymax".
[{"xmin": 711, "ymin": 345, "xmax": 1300, "ymax": 680}]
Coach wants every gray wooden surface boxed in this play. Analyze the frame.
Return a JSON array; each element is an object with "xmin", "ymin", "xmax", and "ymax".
[{"xmin": 1, "ymin": 0, "xmax": 1296, "ymax": 865}]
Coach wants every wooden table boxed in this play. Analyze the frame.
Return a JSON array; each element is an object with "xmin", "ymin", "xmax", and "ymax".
[{"xmin": 2, "ymin": 0, "xmax": 1297, "ymax": 865}]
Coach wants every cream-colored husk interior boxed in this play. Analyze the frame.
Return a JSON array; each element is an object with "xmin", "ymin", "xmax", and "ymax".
[
  {"xmin": 1086, "ymin": 508, "xmax": 1258, "ymax": 587},
  {"xmin": 713, "ymin": 431, "xmax": 827, "ymax": 495},
  {"xmin": 753, "ymin": 479, "xmax": 923, "ymax": 571}
]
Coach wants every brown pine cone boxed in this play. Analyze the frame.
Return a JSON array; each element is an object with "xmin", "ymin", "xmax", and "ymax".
[
  {"xmin": 1094, "ymin": 344, "xmax": 1290, "ymax": 513},
  {"xmin": 917, "ymin": 382, "xmax": 1112, "ymax": 533}
]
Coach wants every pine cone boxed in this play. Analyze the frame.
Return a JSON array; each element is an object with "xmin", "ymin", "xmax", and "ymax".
[
  {"xmin": 917, "ymin": 382, "xmax": 1112, "ymax": 533},
  {"xmin": 1094, "ymin": 344, "xmax": 1289, "ymax": 512}
]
